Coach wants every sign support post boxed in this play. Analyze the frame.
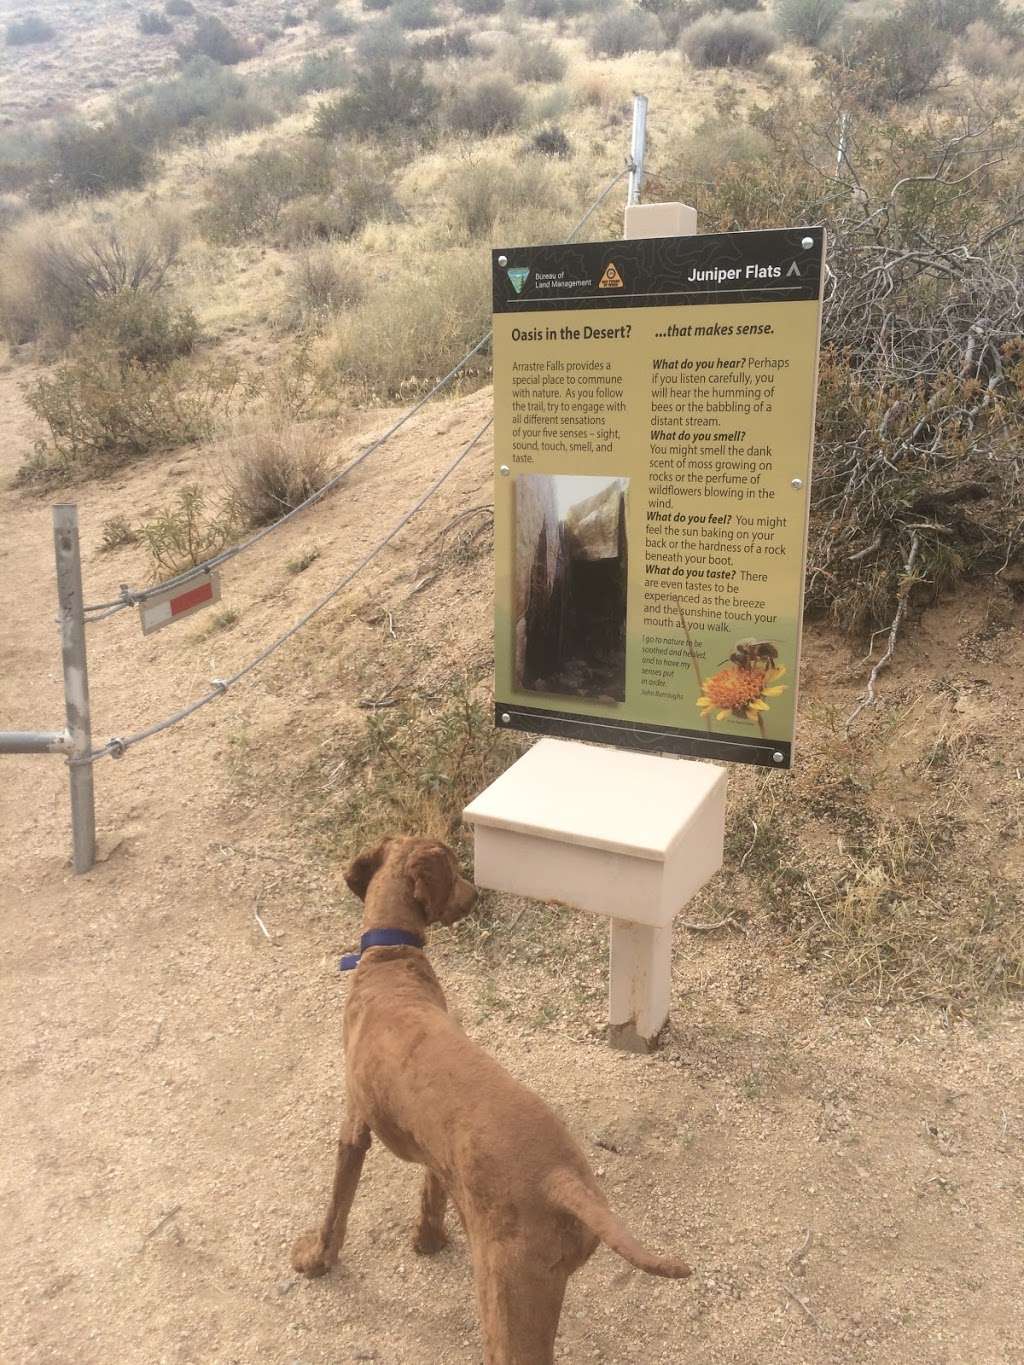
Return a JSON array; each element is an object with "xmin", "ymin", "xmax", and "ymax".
[
  {"xmin": 53, "ymin": 504, "xmax": 96, "ymax": 875},
  {"xmin": 469, "ymin": 118, "xmax": 826, "ymax": 1050}
]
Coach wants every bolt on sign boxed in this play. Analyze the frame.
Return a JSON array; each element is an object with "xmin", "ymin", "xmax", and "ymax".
[
  {"xmin": 492, "ymin": 228, "xmax": 826, "ymax": 770},
  {"xmin": 139, "ymin": 571, "xmax": 221, "ymax": 635}
]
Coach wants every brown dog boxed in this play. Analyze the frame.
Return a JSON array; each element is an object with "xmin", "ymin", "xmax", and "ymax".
[{"xmin": 292, "ymin": 836, "xmax": 690, "ymax": 1363}]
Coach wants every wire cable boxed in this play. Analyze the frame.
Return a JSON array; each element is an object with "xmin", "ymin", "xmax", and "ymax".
[
  {"xmin": 83, "ymin": 418, "xmax": 493, "ymax": 763},
  {"xmin": 83, "ymin": 166, "xmax": 629, "ymax": 621}
]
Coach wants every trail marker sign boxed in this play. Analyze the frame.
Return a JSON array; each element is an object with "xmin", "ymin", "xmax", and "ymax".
[
  {"xmin": 491, "ymin": 227, "xmax": 826, "ymax": 770},
  {"xmin": 140, "ymin": 571, "xmax": 221, "ymax": 635}
]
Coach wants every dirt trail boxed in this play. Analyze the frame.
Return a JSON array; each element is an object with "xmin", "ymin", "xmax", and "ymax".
[{"xmin": 1, "ymin": 373, "xmax": 1023, "ymax": 1365}]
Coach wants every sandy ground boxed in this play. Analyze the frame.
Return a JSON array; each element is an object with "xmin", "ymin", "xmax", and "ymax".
[{"xmin": 1, "ymin": 361, "xmax": 1023, "ymax": 1365}]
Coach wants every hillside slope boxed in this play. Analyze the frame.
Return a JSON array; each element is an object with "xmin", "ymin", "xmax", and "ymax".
[{"xmin": 2, "ymin": 364, "xmax": 1023, "ymax": 1363}]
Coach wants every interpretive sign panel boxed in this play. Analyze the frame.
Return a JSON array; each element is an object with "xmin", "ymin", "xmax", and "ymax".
[{"xmin": 492, "ymin": 228, "xmax": 825, "ymax": 769}]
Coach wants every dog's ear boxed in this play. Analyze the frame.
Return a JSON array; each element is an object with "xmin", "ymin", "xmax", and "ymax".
[
  {"xmin": 345, "ymin": 841, "xmax": 389, "ymax": 901},
  {"xmin": 407, "ymin": 842, "xmax": 455, "ymax": 923}
]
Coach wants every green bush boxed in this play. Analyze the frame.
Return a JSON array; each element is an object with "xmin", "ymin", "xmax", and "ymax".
[
  {"xmin": 41, "ymin": 118, "xmax": 154, "ymax": 203},
  {"xmin": 681, "ymin": 12, "xmax": 777, "ymax": 66},
  {"xmin": 139, "ymin": 10, "xmax": 174, "ymax": 35},
  {"xmin": 5, "ymin": 13, "xmax": 55, "ymax": 44},
  {"xmin": 279, "ymin": 153, "xmax": 400, "ymax": 243},
  {"xmin": 165, "ymin": 0, "xmax": 195, "ymax": 14},
  {"xmin": 904, "ymin": 0, "xmax": 1023, "ymax": 38},
  {"xmin": 828, "ymin": 8, "xmax": 950, "ymax": 107},
  {"xmin": 200, "ymin": 141, "xmax": 333, "ymax": 241},
  {"xmin": 448, "ymin": 77, "xmax": 526, "ymax": 137},
  {"xmin": 20, "ymin": 359, "xmax": 232, "ymax": 482},
  {"xmin": 319, "ymin": 3, "xmax": 358, "ymax": 33},
  {"xmin": 131, "ymin": 58, "xmax": 275, "ymax": 144},
  {"xmin": 139, "ymin": 484, "xmax": 236, "ymax": 578},
  {"xmin": 312, "ymin": 60, "xmax": 440, "ymax": 138},
  {"xmin": 513, "ymin": 39, "xmax": 567, "ymax": 83},
  {"xmin": 773, "ymin": 0, "xmax": 843, "ymax": 47},
  {"xmin": 390, "ymin": 0, "xmax": 439, "ymax": 27},
  {"xmin": 81, "ymin": 293, "xmax": 200, "ymax": 370},
  {"xmin": 531, "ymin": 125, "xmax": 572, "ymax": 158},
  {"xmin": 181, "ymin": 14, "xmax": 252, "ymax": 64},
  {"xmin": 279, "ymin": 51, "xmax": 350, "ymax": 95},
  {"xmin": 456, "ymin": 0, "xmax": 503, "ymax": 11},
  {"xmin": 412, "ymin": 29, "xmax": 474, "ymax": 59},
  {"xmin": 355, "ymin": 18, "xmax": 410, "ymax": 60},
  {"xmin": 588, "ymin": 7, "xmax": 666, "ymax": 55}
]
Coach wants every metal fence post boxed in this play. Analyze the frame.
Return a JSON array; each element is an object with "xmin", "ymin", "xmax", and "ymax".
[
  {"xmin": 627, "ymin": 94, "xmax": 648, "ymax": 207},
  {"xmin": 53, "ymin": 504, "xmax": 95, "ymax": 874}
]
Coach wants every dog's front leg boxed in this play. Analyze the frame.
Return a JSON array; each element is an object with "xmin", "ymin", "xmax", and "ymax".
[
  {"xmin": 291, "ymin": 1119, "xmax": 371, "ymax": 1278},
  {"xmin": 413, "ymin": 1168, "xmax": 448, "ymax": 1255}
]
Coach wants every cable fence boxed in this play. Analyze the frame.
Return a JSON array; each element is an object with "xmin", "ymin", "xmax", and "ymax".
[{"xmin": 83, "ymin": 166, "xmax": 631, "ymax": 625}]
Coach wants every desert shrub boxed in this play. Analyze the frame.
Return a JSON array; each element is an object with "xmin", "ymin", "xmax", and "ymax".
[
  {"xmin": 39, "ymin": 117, "xmax": 154, "ymax": 203},
  {"xmin": 412, "ymin": 28, "xmax": 473, "ymax": 58},
  {"xmin": 139, "ymin": 485, "xmax": 236, "ymax": 578},
  {"xmin": 513, "ymin": 38, "xmax": 567, "ymax": 83},
  {"xmin": 5, "ymin": 13, "xmax": 55, "ymax": 44},
  {"xmin": 279, "ymin": 151, "xmax": 400, "ymax": 243},
  {"xmin": 390, "ymin": 0, "xmax": 439, "ymax": 27},
  {"xmin": 903, "ymin": 0, "xmax": 1023, "ymax": 38},
  {"xmin": 80, "ymin": 293, "xmax": 200, "ymax": 370},
  {"xmin": 355, "ymin": 18, "xmax": 410, "ymax": 60},
  {"xmin": 0, "ymin": 216, "xmax": 184, "ymax": 348},
  {"xmin": 99, "ymin": 515, "xmax": 139, "ymax": 551},
  {"xmin": 139, "ymin": 10, "xmax": 174, "ymax": 34},
  {"xmin": 681, "ymin": 12, "xmax": 777, "ymax": 66},
  {"xmin": 446, "ymin": 154, "xmax": 570, "ymax": 238},
  {"xmin": 19, "ymin": 359, "xmax": 233, "ymax": 482},
  {"xmin": 282, "ymin": 9, "xmax": 303, "ymax": 25},
  {"xmin": 313, "ymin": 60, "xmax": 440, "ymax": 138},
  {"xmin": 448, "ymin": 77, "xmax": 526, "ymax": 137},
  {"xmin": 456, "ymin": 0, "xmax": 503, "ymax": 12},
  {"xmin": 131, "ymin": 58, "xmax": 274, "ymax": 143},
  {"xmin": 325, "ymin": 247, "xmax": 490, "ymax": 399},
  {"xmin": 225, "ymin": 421, "xmax": 330, "ymax": 526},
  {"xmin": 200, "ymin": 141, "xmax": 334, "ymax": 241},
  {"xmin": 319, "ymin": 3, "xmax": 357, "ymax": 32},
  {"xmin": 956, "ymin": 20, "xmax": 1024, "ymax": 77},
  {"xmin": 165, "ymin": 0, "xmax": 195, "ymax": 13},
  {"xmin": 531, "ymin": 124, "xmax": 572, "ymax": 157},
  {"xmin": 280, "ymin": 50, "xmax": 350, "ymax": 94},
  {"xmin": 827, "ymin": 8, "xmax": 950, "ymax": 107},
  {"xmin": 587, "ymin": 7, "xmax": 666, "ymax": 55},
  {"xmin": 283, "ymin": 245, "xmax": 365, "ymax": 328},
  {"xmin": 181, "ymin": 14, "xmax": 252, "ymax": 64},
  {"xmin": 773, "ymin": 0, "xmax": 843, "ymax": 47}
]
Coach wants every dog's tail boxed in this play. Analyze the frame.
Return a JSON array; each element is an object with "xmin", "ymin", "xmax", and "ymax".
[{"xmin": 544, "ymin": 1170, "xmax": 691, "ymax": 1279}]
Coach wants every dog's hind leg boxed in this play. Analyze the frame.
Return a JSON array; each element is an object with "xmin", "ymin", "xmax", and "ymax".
[
  {"xmin": 291, "ymin": 1119, "xmax": 371, "ymax": 1278},
  {"xmin": 472, "ymin": 1244, "xmax": 570, "ymax": 1365},
  {"xmin": 413, "ymin": 1168, "xmax": 448, "ymax": 1255}
]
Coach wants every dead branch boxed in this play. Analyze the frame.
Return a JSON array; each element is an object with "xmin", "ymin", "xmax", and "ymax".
[{"xmin": 846, "ymin": 533, "xmax": 920, "ymax": 733}]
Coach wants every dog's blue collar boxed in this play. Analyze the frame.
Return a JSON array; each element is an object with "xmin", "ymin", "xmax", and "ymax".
[{"xmin": 339, "ymin": 928, "xmax": 425, "ymax": 972}]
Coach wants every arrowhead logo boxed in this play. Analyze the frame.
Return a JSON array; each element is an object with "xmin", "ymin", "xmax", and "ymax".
[
  {"xmin": 506, "ymin": 266, "xmax": 530, "ymax": 294},
  {"xmin": 599, "ymin": 262, "xmax": 625, "ymax": 288},
  {"xmin": 786, "ymin": 261, "xmax": 801, "ymax": 277}
]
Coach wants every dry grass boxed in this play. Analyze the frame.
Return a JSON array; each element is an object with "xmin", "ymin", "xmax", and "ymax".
[
  {"xmin": 320, "ymin": 245, "xmax": 492, "ymax": 400},
  {"xmin": 224, "ymin": 416, "xmax": 331, "ymax": 527}
]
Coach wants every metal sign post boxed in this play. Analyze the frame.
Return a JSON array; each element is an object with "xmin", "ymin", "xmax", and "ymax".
[
  {"xmin": 53, "ymin": 505, "xmax": 96, "ymax": 873},
  {"xmin": 1, "ymin": 504, "xmax": 96, "ymax": 872}
]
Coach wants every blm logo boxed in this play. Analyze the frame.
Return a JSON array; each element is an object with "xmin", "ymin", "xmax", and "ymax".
[
  {"xmin": 599, "ymin": 262, "xmax": 625, "ymax": 289},
  {"xmin": 506, "ymin": 266, "xmax": 530, "ymax": 294}
]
